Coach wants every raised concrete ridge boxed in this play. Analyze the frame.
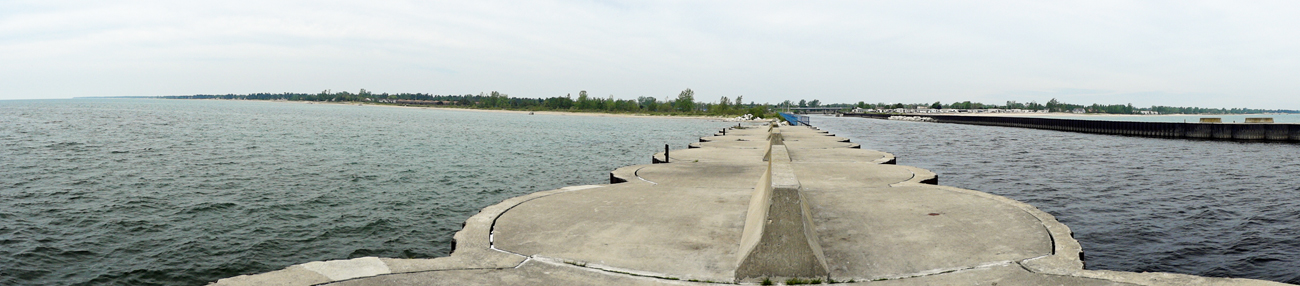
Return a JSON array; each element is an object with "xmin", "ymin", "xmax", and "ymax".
[
  {"xmin": 211, "ymin": 123, "xmax": 1291, "ymax": 286},
  {"xmin": 735, "ymin": 130, "xmax": 830, "ymax": 280}
]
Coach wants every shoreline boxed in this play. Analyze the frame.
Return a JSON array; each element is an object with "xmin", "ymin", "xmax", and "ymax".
[{"xmin": 202, "ymin": 99, "xmax": 760, "ymax": 121}]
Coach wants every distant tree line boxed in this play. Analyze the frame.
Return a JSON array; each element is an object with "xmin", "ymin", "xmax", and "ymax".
[
  {"xmin": 160, "ymin": 89, "xmax": 780, "ymax": 118},
  {"xmin": 813, "ymin": 98, "xmax": 1297, "ymax": 115},
  {"xmin": 165, "ymin": 91, "xmax": 1294, "ymax": 116}
]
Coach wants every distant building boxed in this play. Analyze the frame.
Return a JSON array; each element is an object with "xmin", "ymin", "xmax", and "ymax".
[{"xmin": 1071, "ymin": 108, "xmax": 1086, "ymax": 114}]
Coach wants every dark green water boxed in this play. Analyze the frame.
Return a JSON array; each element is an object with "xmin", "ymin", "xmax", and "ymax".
[{"xmin": 0, "ymin": 99, "xmax": 731, "ymax": 285}]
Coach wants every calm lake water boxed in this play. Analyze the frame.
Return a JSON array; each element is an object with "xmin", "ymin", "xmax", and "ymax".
[
  {"xmin": 0, "ymin": 99, "xmax": 732, "ymax": 286},
  {"xmin": 811, "ymin": 115, "xmax": 1300, "ymax": 284}
]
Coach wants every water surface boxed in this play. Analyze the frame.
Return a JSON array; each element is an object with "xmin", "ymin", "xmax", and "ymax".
[
  {"xmin": 0, "ymin": 99, "xmax": 731, "ymax": 285},
  {"xmin": 811, "ymin": 115, "xmax": 1300, "ymax": 284}
]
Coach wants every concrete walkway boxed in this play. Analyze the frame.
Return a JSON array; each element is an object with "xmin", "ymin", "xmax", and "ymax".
[{"xmin": 212, "ymin": 124, "xmax": 1290, "ymax": 286}]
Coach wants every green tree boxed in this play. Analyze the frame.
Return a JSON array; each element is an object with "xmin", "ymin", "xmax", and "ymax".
[
  {"xmin": 1046, "ymin": 98, "xmax": 1061, "ymax": 112},
  {"xmin": 659, "ymin": 101, "xmax": 674, "ymax": 112},
  {"xmin": 798, "ymin": 99, "xmax": 808, "ymax": 107},
  {"xmin": 545, "ymin": 94, "xmax": 573, "ymax": 109},
  {"xmin": 575, "ymin": 90, "xmax": 591, "ymax": 110},
  {"xmin": 674, "ymin": 89, "xmax": 696, "ymax": 112},
  {"xmin": 637, "ymin": 96, "xmax": 658, "ymax": 111},
  {"xmin": 715, "ymin": 96, "xmax": 730, "ymax": 114},
  {"xmin": 930, "ymin": 101, "xmax": 942, "ymax": 109}
]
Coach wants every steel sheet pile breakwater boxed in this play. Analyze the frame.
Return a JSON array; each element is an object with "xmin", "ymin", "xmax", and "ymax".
[{"xmin": 843, "ymin": 113, "xmax": 1300, "ymax": 141}]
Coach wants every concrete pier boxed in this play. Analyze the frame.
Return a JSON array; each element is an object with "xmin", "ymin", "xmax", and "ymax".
[{"xmin": 211, "ymin": 124, "xmax": 1289, "ymax": 285}]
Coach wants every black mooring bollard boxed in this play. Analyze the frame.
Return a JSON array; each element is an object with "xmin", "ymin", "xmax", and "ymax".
[
  {"xmin": 664, "ymin": 144, "xmax": 670, "ymax": 163},
  {"xmin": 723, "ymin": 129, "xmax": 726, "ymax": 135}
]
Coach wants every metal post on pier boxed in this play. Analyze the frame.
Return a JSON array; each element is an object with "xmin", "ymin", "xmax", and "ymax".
[{"xmin": 665, "ymin": 144, "xmax": 670, "ymax": 163}]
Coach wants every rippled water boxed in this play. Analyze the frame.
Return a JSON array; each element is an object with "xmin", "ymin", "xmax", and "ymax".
[
  {"xmin": 0, "ymin": 99, "xmax": 731, "ymax": 286},
  {"xmin": 811, "ymin": 115, "xmax": 1300, "ymax": 284}
]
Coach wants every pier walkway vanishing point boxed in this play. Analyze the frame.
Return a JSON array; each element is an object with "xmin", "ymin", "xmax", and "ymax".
[{"xmin": 212, "ymin": 124, "xmax": 1288, "ymax": 285}]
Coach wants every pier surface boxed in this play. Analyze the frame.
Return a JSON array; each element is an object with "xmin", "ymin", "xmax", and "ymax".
[{"xmin": 212, "ymin": 125, "xmax": 1288, "ymax": 285}]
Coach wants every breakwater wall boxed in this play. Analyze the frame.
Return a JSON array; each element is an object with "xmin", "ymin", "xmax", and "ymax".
[{"xmin": 843, "ymin": 113, "xmax": 1300, "ymax": 142}]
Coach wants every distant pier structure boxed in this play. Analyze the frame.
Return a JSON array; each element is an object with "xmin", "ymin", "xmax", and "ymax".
[
  {"xmin": 843, "ymin": 113, "xmax": 1300, "ymax": 142},
  {"xmin": 783, "ymin": 107, "xmax": 844, "ymax": 114}
]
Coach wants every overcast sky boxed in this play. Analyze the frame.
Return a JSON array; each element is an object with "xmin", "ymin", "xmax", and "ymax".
[{"xmin": 3, "ymin": 1, "xmax": 1298, "ymax": 109}]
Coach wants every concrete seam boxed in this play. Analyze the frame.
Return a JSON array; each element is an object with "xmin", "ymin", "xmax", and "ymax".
[
  {"xmin": 926, "ymin": 185, "xmax": 1078, "ymax": 275},
  {"xmin": 530, "ymin": 256, "xmax": 706, "ymax": 284},
  {"xmin": 884, "ymin": 166, "xmax": 933, "ymax": 187},
  {"xmin": 899, "ymin": 168, "xmax": 918, "ymax": 186},
  {"xmin": 854, "ymin": 260, "xmax": 1019, "ymax": 282},
  {"xmin": 513, "ymin": 257, "xmax": 532, "ymax": 269},
  {"xmin": 308, "ymin": 265, "xmax": 530, "ymax": 286},
  {"xmin": 1010, "ymin": 260, "xmax": 1173, "ymax": 286},
  {"xmin": 946, "ymin": 187, "xmax": 1062, "ymax": 256},
  {"xmin": 299, "ymin": 257, "xmax": 391, "ymax": 282},
  {"xmin": 486, "ymin": 186, "xmax": 600, "ymax": 258},
  {"xmin": 632, "ymin": 167, "xmax": 658, "ymax": 185},
  {"xmin": 1014, "ymin": 260, "xmax": 1036, "ymax": 273},
  {"xmin": 1016, "ymin": 254, "xmax": 1053, "ymax": 267}
]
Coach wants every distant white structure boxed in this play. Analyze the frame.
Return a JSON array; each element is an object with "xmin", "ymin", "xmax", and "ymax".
[
  {"xmin": 888, "ymin": 116, "xmax": 935, "ymax": 122},
  {"xmin": 725, "ymin": 114, "xmax": 766, "ymax": 122}
]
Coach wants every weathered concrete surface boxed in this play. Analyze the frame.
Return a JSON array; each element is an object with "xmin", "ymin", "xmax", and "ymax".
[
  {"xmin": 213, "ymin": 265, "xmax": 331, "ymax": 286},
  {"xmin": 328, "ymin": 259, "xmax": 696, "ymax": 286},
  {"xmin": 211, "ymin": 123, "xmax": 1292, "ymax": 286},
  {"xmin": 492, "ymin": 183, "xmax": 752, "ymax": 281},
  {"xmin": 301, "ymin": 257, "xmax": 391, "ymax": 281},
  {"xmin": 808, "ymin": 185, "xmax": 1051, "ymax": 279},
  {"xmin": 735, "ymin": 141, "xmax": 830, "ymax": 280},
  {"xmin": 859, "ymin": 263, "xmax": 1134, "ymax": 286}
]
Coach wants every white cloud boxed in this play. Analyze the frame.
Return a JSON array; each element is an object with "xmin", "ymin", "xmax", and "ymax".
[{"xmin": 2, "ymin": 0, "xmax": 1298, "ymax": 109}]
